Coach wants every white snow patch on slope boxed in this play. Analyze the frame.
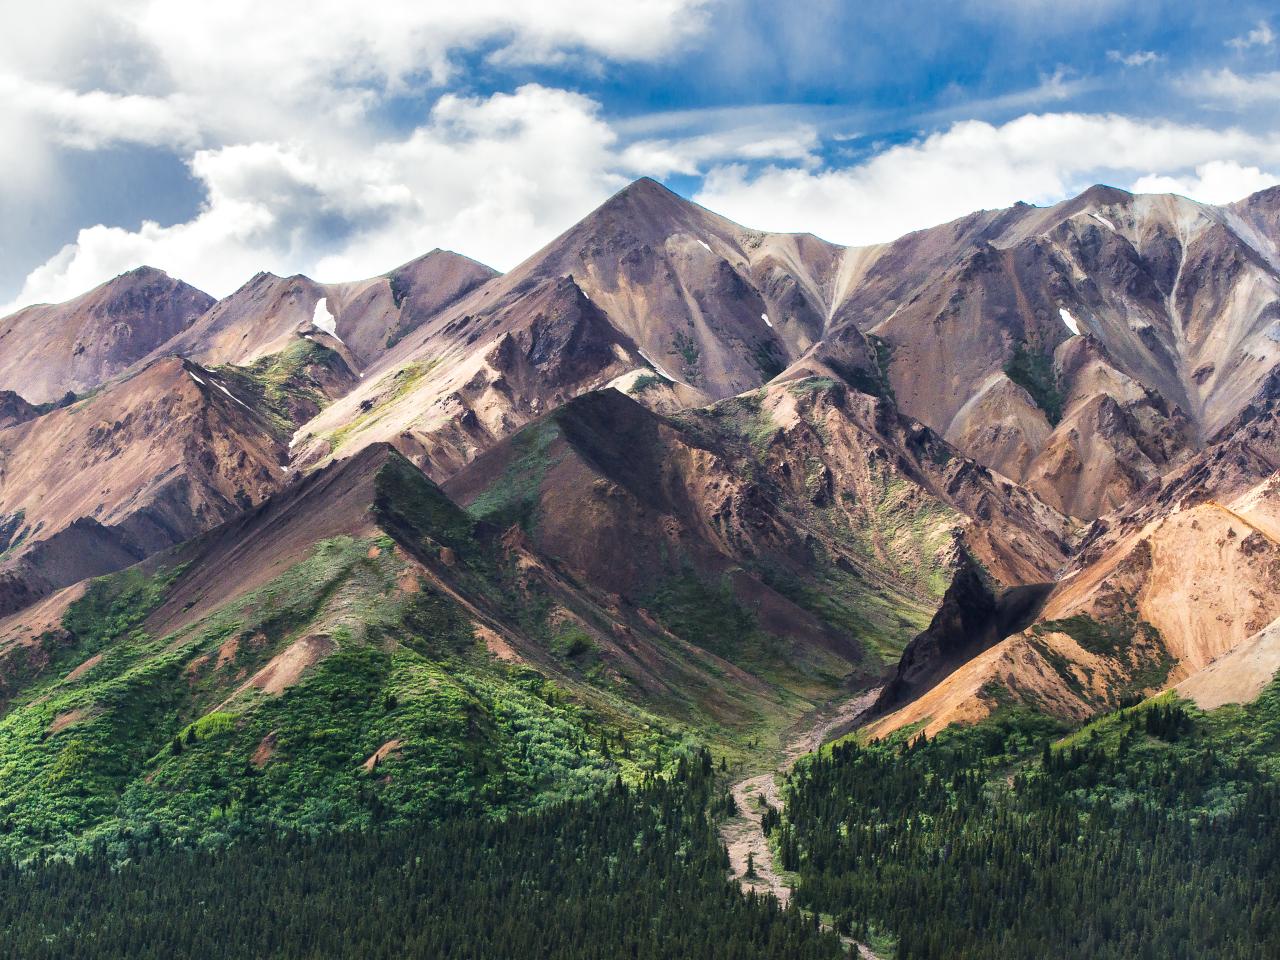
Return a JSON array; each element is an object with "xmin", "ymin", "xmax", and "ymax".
[
  {"xmin": 188, "ymin": 371, "xmax": 206, "ymax": 386},
  {"xmin": 761, "ymin": 313, "xmax": 772, "ymax": 328},
  {"xmin": 697, "ymin": 239, "xmax": 712, "ymax": 253},
  {"xmin": 311, "ymin": 297, "xmax": 341, "ymax": 341},
  {"xmin": 1059, "ymin": 307, "xmax": 1081, "ymax": 336},
  {"xmin": 214, "ymin": 380, "xmax": 251, "ymax": 410},
  {"xmin": 1091, "ymin": 213, "xmax": 1116, "ymax": 232},
  {"xmin": 638, "ymin": 348, "xmax": 683, "ymax": 385}
]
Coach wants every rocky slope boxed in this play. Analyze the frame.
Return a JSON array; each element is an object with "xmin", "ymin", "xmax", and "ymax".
[
  {"xmin": 821, "ymin": 185, "xmax": 1280, "ymax": 520},
  {"xmin": 291, "ymin": 179, "xmax": 848, "ymax": 479},
  {"xmin": 0, "ymin": 267, "xmax": 214, "ymax": 404},
  {"xmin": 0, "ymin": 357, "xmax": 288, "ymax": 620},
  {"xmin": 149, "ymin": 249, "xmax": 496, "ymax": 373},
  {"xmin": 867, "ymin": 368, "xmax": 1280, "ymax": 735}
]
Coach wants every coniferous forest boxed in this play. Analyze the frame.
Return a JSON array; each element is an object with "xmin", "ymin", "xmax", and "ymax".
[
  {"xmin": 6, "ymin": 688, "xmax": 1280, "ymax": 958},
  {"xmin": 779, "ymin": 691, "xmax": 1280, "ymax": 960},
  {"xmin": 0, "ymin": 750, "xmax": 842, "ymax": 960}
]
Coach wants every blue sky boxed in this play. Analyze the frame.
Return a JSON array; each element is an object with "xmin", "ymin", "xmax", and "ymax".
[{"xmin": 2, "ymin": 0, "xmax": 1279, "ymax": 311}]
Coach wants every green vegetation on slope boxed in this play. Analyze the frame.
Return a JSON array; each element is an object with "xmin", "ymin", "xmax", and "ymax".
[
  {"xmin": 215, "ymin": 338, "xmax": 350, "ymax": 435},
  {"xmin": 1004, "ymin": 342, "xmax": 1063, "ymax": 425},
  {"xmin": 778, "ymin": 685, "xmax": 1280, "ymax": 959},
  {"xmin": 464, "ymin": 418, "xmax": 565, "ymax": 532},
  {"xmin": 0, "ymin": 526, "xmax": 686, "ymax": 858}
]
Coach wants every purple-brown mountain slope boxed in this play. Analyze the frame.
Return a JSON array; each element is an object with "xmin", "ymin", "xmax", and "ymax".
[
  {"xmin": 0, "ymin": 357, "xmax": 288, "ymax": 618},
  {"xmin": 147, "ymin": 249, "xmax": 497, "ymax": 373},
  {"xmin": 292, "ymin": 178, "xmax": 847, "ymax": 479},
  {"xmin": 0, "ymin": 266, "xmax": 214, "ymax": 404},
  {"xmin": 287, "ymin": 180, "xmax": 1280, "ymax": 529}
]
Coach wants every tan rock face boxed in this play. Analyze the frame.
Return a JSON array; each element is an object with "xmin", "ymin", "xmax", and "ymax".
[{"xmin": 870, "ymin": 372, "xmax": 1280, "ymax": 737}]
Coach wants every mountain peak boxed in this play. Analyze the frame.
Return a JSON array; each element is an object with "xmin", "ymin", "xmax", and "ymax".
[
  {"xmin": 116, "ymin": 265, "xmax": 172, "ymax": 283},
  {"xmin": 596, "ymin": 176, "xmax": 691, "ymax": 215},
  {"xmin": 1075, "ymin": 183, "xmax": 1134, "ymax": 207}
]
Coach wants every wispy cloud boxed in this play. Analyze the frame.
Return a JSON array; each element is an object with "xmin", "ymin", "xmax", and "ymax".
[
  {"xmin": 1228, "ymin": 20, "xmax": 1274, "ymax": 51},
  {"xmin": 1107, "ymin": 49, "xmax": 1161, "ymax": 67},
  {"xmin": 1190, "ymin": 68, "xmax": 1280, "ymax": 105}
]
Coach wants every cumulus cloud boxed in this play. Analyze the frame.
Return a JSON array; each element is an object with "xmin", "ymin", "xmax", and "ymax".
[
  {"xmin": 694, "ymin": 113, "xmax": 1280, "ymax": 247},
  {"xmin": 0, "ymin": 73, "xmax": 198, "ymax": 150},
  {"xmin": 1130, "ymin": 160, "xmax": 1280, "ymax": 204},
  {"xmin": 1, "ymin": 86, "xmax": 631, "ymax": 310},
  {"xmin": 0, "ymin": 0, "xmax": 715, "ymax": 310}
]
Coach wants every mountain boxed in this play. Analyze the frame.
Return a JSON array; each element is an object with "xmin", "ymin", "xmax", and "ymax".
[
  {"xmin": 0, "ymin": 175, "xmax": 1279, "ymax": 875},
  {"xmin": 0, "ymin": 267, "xmax": 214, "ymax": 404},
  {"xmin": 291, "ymin": 178, "xmax": 848, "ymax": 479},
  {"xmin": 0, "ymin": 357, "xmax": 288, "ymax": 621},
  {"xmin": 820, "ymin": 185, "xmax": 1280, "ymax": 520},
  {"xmin": 285, "ymin": 180, "xmax": 1280, "ymax": 535},
  {"xmin": 148, "ymin": 249, "xmax": 497, "ymax": 373}
]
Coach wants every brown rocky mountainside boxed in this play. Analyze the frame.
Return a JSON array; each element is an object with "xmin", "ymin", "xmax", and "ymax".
[
  {"xmin": 0, "ymin": 266, "xmax": 214, "ymax": 404},
  {"xmin": 0, "ymin": 357, "xmax": 287, "ymax": 619},
  {"xmin": 147, "ymin": 249, "xmax": 497, "ymax": 373},
  {"xmin": 288, "ymin": 180, "xmax": 1280, "ymax": 532},
  {"xmin": 867, "ymin": 367, "xmax": 1280, "ymax": 736},
  {"xmin": 821, "ymin": 185, "xmax": 1280, "ymax": 520},
  {"xmin": 0, "ymin": 176, "xmax": 1278, "ymax": 749},
  {"xmin": 291, "ymin": 178, "xmax": 848, "ymax": 479}
]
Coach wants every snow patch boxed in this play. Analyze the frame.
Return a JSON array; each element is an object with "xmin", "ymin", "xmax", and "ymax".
[
  {"xmin": 1058, "ymin": 307, "xmax": 1081, "ymax": 336},
  {"xmin": 761, "ymin": 313, "xmax": 772, "ymax": 328},
  {"xmin": 213, "ymin": 380, "xmax": 251, "ymax": 410},
  {"xmin": 188, "ymin": 371, "xmax": 206, "ymax": 386},
  {"xmin": 638, "ymin": 348, "xmax": 683, "ymax": 386},
  {"xmin": 311, "ymin": 297, "xmax": 341, "ymax": 341},
  {"xmin": 696, "ymin": 239, "xmax": 712, "ymax": 253},
  {"xmin": 1090, "ymin": 213, "xmax": 1116, "ymax": 232}
]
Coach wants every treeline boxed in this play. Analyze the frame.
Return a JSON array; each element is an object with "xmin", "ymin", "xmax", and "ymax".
[
  {"xmin": 0, "ymin": 750, "xmax": 843, "ymax": 960},
  {"xmin": 781, "ymin": 705, "xmax": 1280, "ymax": 960}
]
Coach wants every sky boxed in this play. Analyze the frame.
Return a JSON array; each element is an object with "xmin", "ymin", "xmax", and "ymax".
[{"xmin": 3, "ymin": 0, "xmax": 1280, "ymax": 312}]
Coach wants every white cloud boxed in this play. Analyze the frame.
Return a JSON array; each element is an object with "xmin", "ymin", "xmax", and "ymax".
[
  {"xmin": 1, "ymin": 86, "xmax": 629, "ymax": 310},
  {"xmin": 0, "ymin": 0, "xmax": 713, "ymax": 311},
  {"xmin": 1130, "ymin": 160, "xmax": 1280, "ymax": 204},
  {"xmin": 1107, "ymin": 50, "xmax": 1161, "ymax": 67},
  {"xmin": 1228, "ymin": 20, "xmax": 1274, "ymax": 51},
  {"xmin": 694, "ymin": 113, "xmax": 1280, "ymax": 247},
  {"xmin": 620, "ymin": 125, "xmax": 820, "ymax": 177},
  {"xmin": 1193, "ymin": 68, "xmax": 1280, "ymax": 105},
  {"xmin": 0, "ymin": 73, "xmax": 198, "ymax": 150}
]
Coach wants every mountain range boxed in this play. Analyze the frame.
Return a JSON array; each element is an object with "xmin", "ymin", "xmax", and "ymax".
[{"xmin": 1, "ymin": 176, "xmax": 1279, "ymax": 857}]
